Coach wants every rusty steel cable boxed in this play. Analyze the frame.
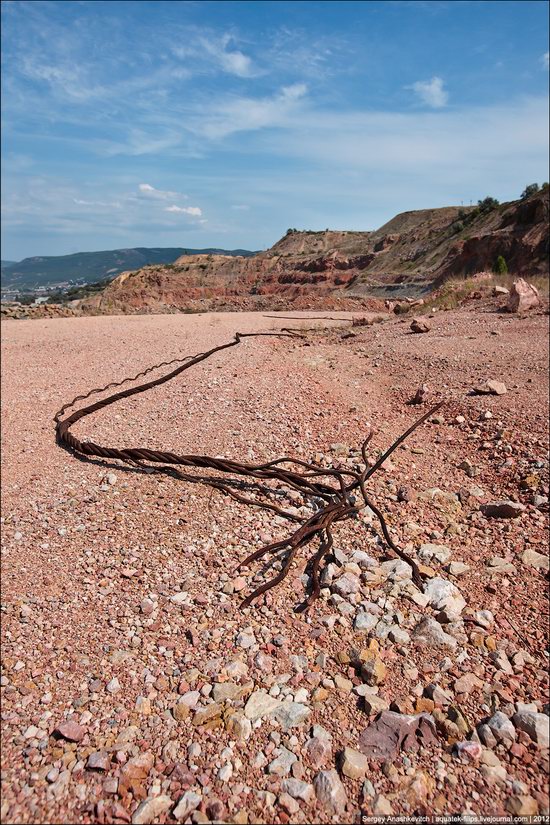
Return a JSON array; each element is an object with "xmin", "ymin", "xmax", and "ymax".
[{"xmin": 55, "ymin": 331, "xmax": 444, "ymax": 609}]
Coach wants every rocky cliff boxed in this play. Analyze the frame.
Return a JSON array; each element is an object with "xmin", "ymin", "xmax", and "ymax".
[{"xmin": 82, "ymin": 188, "xmax": 549, "ymax": 314}]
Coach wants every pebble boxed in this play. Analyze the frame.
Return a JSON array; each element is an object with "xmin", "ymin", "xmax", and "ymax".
[
  {"xmin": 419, "ymin": 543, "xmax": 452, "ymax": 564},
  {"xmin": 244, "ymin": 691, "xmax": 281, "ymax": 721},
  {"xmin": 512, "ymin": 711, "xmax": 550, "ymax": 749},
  {"xmin": 486, "ymin": 711, "xmax": 516, "ymax": 747},
  {"xmin": 87, "ymin": 751, "xmax": 110, "ymax": 771},
  {"xmin": 279, "ymin": 792, "xmax": 300, "ymax": 815},
  {"xmin": 305, "ymin": 737, "xmax": 331, "ymax": 769},
  {"xmin": 131, "ymin": 795, "xmax": 172, "ymax": 824},
  {"xmin": 217, "ymin": 763, "xmax": 233, "ymax": 781},
  {"xmin": 361, "ymin": 657, "xmax": 386, "ymax": 686},
  {"xmin": 332, "ymin": 572, "xmax": 361, "ymax": 597},
  {"xmin": 281, "ymin": 778, "xmax": 314, "ymax": 803},
  {"xmin": 423, "ymin": 577, "xmax": 466, "ymax": 618},
  {"xmin": 481, "ymin": 501, "xmax": 526, "ymax": 519},
  {"xmin": 236, "ymin": 631, "xmax": 256, "ymax": 649},
  {"xmin": 341, "ymin": 747, "xmax": 369, "ymax": 780},
  {"xmin": 106, "ymin": 677, "xmax": 121, "ymax": 694},
  {"xmin": 354, "ymin": 612, "xmax": 379, "ymax": 632},
  {"xmin": 173, "ymin": 791, "xmax": 202, "ymax": 822},
  {"xmin": 170, "ymin": 591, "xmax": 189, "ymax": 604},
  {"xmin": 54, "ymin": 721, "xmax": 85, "ymax": 742},
  {"xmin": 313, "ymin": 770, "xmax": 348, "ymax": 813},
  {"xmin": 372, "ymin": 794, "xmax": 394, "ymax": 815},
  {"xmin": 268, "ymin": 747, "xmax": 297, "ymax": 776},
  {"xmin": 521, "ymin": 548, "xmax": 549, "ymax": 572},
  {"xmin": 412, "ymin": 618, "xmax": 458, "ymax": 649},
  {"xmin": 274, "ymin": 702, "xmax": 311, "ymax": 730},
  {"xmin": 447, "ymin": 561, "xmax": 470, "ymax": 576},
  {"xmin": 363, "ymin": 695, "xmax": 390, "ymax": 715}
]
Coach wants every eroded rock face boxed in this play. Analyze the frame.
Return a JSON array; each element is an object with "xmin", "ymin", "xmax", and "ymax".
[{"xmin": 507, "ymin": 278, "xmax": 540, "ymax": 313}]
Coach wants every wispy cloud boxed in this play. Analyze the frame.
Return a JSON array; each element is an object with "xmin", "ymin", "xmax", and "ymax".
[
  {"xmin": 542, "ymin": 52, "xmax": 549, "ymax": 70},
  {"xmin": 199, "ymin": 33, "xmax": 257, "ymax": 78},
  {"xmin": 190, "ymin": 83, "xmax": 308, "ymax": 139},
  {"xmin": 73, "ymin": 198, "xmax": 121, "ymax": 208},
  {"xmin": 164, "ymin": 205, "xmax": 202, "ymax": 216},
  {"xmin": 138, "ymin": 183, "xmax": 184, "ymax": 200},
  {"xmin": 410, "ymin": 76, "xmax": 448, "ymax": 107}
]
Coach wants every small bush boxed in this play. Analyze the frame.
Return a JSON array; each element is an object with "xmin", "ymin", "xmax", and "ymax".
[
  {"xmin": 493, "ymin": 255, "xmax": 508, "ymax": 275},
  {"xmin": 477, "ymin": 196, "xmax": 499, "ymax": 214},
  {"xmin": 521, "ymin": 183, "xmax": 540, "ymax": 200}
]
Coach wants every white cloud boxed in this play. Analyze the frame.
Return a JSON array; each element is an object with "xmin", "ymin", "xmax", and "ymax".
[
  {"xmin": 219, "ymin": 49, "xmax": 253, "ymax": 78},
  {"xmin": 138, "ymin": 183, "xmax": 184, "ymax": 200},
  {"xmin": 542, "ymin": 52, "xmax": 549, "ymax": 70},
  {"xmin": 191, "ymin": 83, "xmax": 309, "ymax": 139},
  {"xmin": 73, "ymin": 198, "xmax": 121, "ymax": 207},
  {"xmin": 165, "ymin": 205, "xmax": 202, "ymax": 216},
  {"xmin": 410, "ymin": 76, "xmax": 448, "ymax": 108},
  {"xmin": 199, "ymin": 33, "xmax": 257, "ymax": 78}
]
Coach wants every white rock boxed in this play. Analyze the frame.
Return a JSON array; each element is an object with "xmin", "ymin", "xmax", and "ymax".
[
  {"xmin": 424, "ymin": 577, "xmax": 466, "ymax": 617},
  {"xmin": 487, "ymin": 711, "xmax": 516, "ymax": 747},
  {"xmin": 170, "ymin": 592, "xmax": 189, "ymax": 605},
  {"xmin": 281, "ymin": 778, "xmax": 314, "ymax": 803},
  {"xmin": 512, "ymin": 712, "xmax": 549, "ymax": 749},
  {"xmin": 412, "ymin": 618, "xmax": 458, "ymax": 650},
  {"xmin": 217, "ymin": 763, "xmax": 233, "ymax": 781},
  {"xmin": 244, "ymin": 691, "xmax": 281, "ymax": 721},
  {"xmin": 354, "ymin": 612, "xmax": 379, "ymax": 633},
  {"xmin": 313, "ymin": 769, "xmax": 347, "ymax": 812},
  {"xmin": 236, "ymin": 631, "xmax": 256, "ymax": 649},
  {"xmin": 332, "ymin": 572, "xmax": 361, "ymax": 597},
  {"xmin": 351, "ymin": 551, "xmax": 378, "ymax": 569},
  {"xmin": 131, "ymin": 796, "xmax": 172, "ymax": 824},
  {"xmin": 274, "ymin": 702, "xmax": 311, "ymax": 730},
  {"xmin": 419, "ymin": 544, "xmax": 452, "ymax": 564},
  {"xmin": 173, "ymin": 791, "xmax": 201, "ymax": 822},
  {"xmin": 268, "ymin": 747, "xmax": 297, "ymax": 776}
]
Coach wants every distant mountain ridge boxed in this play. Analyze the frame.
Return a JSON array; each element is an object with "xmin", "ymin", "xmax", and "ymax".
[{"xmin": 1, "ymin": 246, "xmax": 257, "ymax": 291}]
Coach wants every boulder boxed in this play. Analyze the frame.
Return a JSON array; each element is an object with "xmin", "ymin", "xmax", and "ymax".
[
  {"xmin": 410, "ymin": 318, "xmax": 430, "ymax": 333},
  {"xmin": 507, "ymin": 278, "xmax": 540, "ymax": 313}
]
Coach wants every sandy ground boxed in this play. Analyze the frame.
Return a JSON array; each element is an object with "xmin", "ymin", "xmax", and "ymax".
[{"xmin": 1, "ymin": 307, "xmax": 549, "ymax": 824}]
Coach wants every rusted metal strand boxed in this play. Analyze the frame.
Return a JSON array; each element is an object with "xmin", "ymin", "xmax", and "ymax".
[{"xmin": 55, "ymin": 331, "xmax": 443, "ymax": 610}]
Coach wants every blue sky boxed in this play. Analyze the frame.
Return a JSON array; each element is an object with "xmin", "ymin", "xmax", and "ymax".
[{"xmin": 2, "ymin": 0, "xmax": 549, "ymax": 260}]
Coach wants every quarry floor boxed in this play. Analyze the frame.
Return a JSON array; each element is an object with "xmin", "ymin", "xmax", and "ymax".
[{"xmin": 1, "ymin": 307, "xmax": 549, "ymax": 824}]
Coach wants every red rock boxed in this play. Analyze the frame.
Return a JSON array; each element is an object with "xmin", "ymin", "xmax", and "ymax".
[
  {"xmin": 507, "ymin": 278, "xmax": 540, "ymax": 313},
  {"xmin": 358, "ymin": 711, "xmax": 439, "ymax": 760},
  {"xmin": 410, "ymin": 318, "xmax": 430, "ymax": 334},
  {"xmin": 54, "ymin": 721, "xmax": 86, "ymax": 742}
]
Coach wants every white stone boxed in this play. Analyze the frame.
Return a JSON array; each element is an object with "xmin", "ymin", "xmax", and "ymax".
[
  {"xmin": 244, "ymin": 691, "xmax": 281, "ymax": 721},
  {"xmin": 173, "ymin": 791, "xmax": 201, "ymax": 822}
]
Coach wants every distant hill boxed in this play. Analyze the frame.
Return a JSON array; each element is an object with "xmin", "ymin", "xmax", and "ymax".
[{"xmin": 0, "ymin": 247, "xmax": 257, "ymax": 291}]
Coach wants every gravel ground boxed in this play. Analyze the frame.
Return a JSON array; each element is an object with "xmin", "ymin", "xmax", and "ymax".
[{"xmin": 1, "ymin": 307, "xmax": 549, "ymax": 825}]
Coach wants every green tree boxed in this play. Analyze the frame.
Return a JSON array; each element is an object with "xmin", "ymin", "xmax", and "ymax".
[
  {"xmin": 478, "ymin": 196, "xmax": 499, "ymax": 213},
  {"xmin": 521, "ymin": 183, "xmax": 540, "ymax": 200},
  {"xmin": 493, "ymin": 255, "xmax": 508, "ymax": 275}
]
